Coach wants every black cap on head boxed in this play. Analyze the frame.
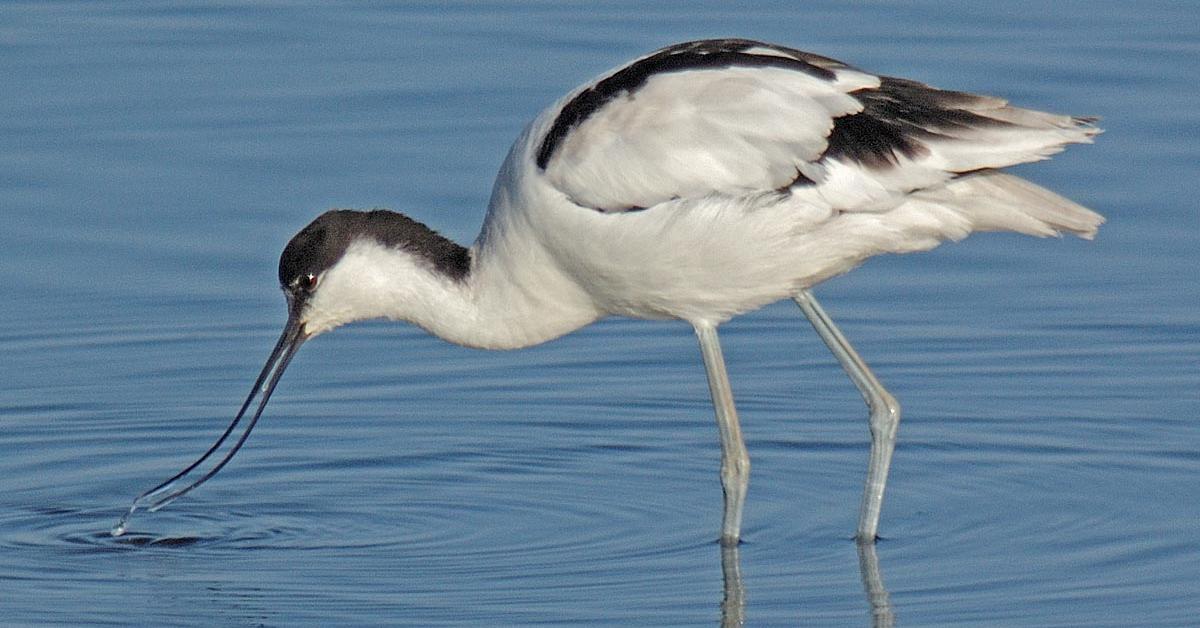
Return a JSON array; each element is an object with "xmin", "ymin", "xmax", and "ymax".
[{"xmin": 278, "ymin": 209, "xmax": 471, "ymax": 295}]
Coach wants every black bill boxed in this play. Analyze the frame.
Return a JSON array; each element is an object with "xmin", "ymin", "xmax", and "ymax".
[{"xmin": 112, "ymin": 312, "xmax": 307, "ymax": 536}]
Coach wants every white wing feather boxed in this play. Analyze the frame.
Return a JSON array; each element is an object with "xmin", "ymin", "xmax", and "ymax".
[
  {"xmin": 543, "ymin": 64, "xmax": 877, "ymax": 210},
  {"xmin": 538, "ymin": 43, "xmax": 1098, "ymax": 218}
]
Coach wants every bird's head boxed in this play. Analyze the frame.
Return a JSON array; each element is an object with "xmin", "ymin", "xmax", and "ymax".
[
  {"xmin": 276, "ymin": 208, "xmax": 373, "ymax": 343},
  {"xmin": 278, "ymin": 208, "xmax": 473, "ymax": 341},
  {"xmin": 113, "ymin": 209, "xmax": 471, "ymax": 525}
]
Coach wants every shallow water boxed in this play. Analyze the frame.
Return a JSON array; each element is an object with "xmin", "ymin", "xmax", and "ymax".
[{"xmin": 2, "ymin": 1, "xmax": 1198, "ymax": 625}]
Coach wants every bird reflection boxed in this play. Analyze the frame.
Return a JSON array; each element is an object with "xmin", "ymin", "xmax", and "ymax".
[
  {"xmin": 717, "ymin": 540, "xmax": 895, "ymax": 627},
  {"xmin": 857, "ymin": 540, "xmax": 895, "ymax": 627},
  {"xmin": 720, "ymin": 543, "xmax": 745, "ymax": 627}
]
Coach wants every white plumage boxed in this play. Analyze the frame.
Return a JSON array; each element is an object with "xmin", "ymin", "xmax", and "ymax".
[
  {"xmin": 543, "ymin": 64, "xmax": 873, "ymax": 210},
  {"xmin": 116, "ymin": 39, "xmax": 1102, "ymax": 544}
]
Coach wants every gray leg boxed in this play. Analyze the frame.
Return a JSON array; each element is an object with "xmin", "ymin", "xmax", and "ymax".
[
  {"xmin": 794, "ymin": 289, "xmax": 900, "ymax": 542},
  {"xmin": 695, "ymin": 322, "xmax": 750, "ymax": 545}
]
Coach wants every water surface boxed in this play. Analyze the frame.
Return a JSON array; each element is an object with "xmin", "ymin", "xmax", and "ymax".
[{"xmin": 2, "ymin": 1, "xmax": 1198, "ymax": 625}]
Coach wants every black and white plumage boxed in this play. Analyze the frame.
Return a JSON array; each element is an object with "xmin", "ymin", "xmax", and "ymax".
[
  {"xmin": 116, "ymin": 39, "xmax": 1103, "ymax": 543},
  {"xmin": 538, "ymin": 39, "xmax": 1097, "ymax": 215}
]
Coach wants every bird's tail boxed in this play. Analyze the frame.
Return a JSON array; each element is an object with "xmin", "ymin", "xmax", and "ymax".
[{"xmin": 922, "ymin": 169, "xmax": 1105, "ymax": 240}]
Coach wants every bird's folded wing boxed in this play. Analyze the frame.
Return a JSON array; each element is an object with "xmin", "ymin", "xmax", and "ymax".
[{"xmin": 535, "ymin": 40, "xmax": 1098, "ymax": 215}]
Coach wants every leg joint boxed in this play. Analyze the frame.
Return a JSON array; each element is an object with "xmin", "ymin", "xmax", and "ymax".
[
  {"xmin": 868, "ymin": 393, "xmax": 900, "ymax": 438},
  {"xmin": 720, "ymin": 450, "xmax": 751, "ymax": 484}
]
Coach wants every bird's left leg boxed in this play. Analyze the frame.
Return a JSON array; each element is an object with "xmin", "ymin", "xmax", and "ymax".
[
  {"xmin": 794, "ymin": 289, "xmax": 900, "ymax": 543},
  {"xmin": 695, "ymin": 322, "xmax": 750, "ymax": 545}
]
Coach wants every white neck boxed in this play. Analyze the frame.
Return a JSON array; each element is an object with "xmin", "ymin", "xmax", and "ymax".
[{"xmin": 301, "ymin": 237, "xmax": 601, "ymax": 350}]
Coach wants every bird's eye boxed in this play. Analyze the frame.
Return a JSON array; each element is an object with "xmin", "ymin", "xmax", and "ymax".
[{"xmin": 303, "ymin": 273, "xmax": 318, "ymax": 290}]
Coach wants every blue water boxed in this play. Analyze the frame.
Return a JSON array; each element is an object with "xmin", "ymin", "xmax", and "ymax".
[{"xmin": 2, "ymin": 1, "xmax": 1198, "ymax": 625}]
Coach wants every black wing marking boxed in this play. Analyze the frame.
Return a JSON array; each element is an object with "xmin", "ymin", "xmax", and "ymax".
[{"xmin": 536, "ymin": 39, "xmax": 840, "ymax": 170}]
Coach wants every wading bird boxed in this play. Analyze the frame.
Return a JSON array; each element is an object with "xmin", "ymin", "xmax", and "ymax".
[{"xmin": 115, "ymin": 39, "xmax": 1102, "ymax": 543}]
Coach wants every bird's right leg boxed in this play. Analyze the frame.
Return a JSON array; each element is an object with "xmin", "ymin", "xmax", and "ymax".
[
  {"xmin": 794, "ymin": 289, "xmax": 900, "ymax": 543},
  {"xmin": 695, "ymin": 322, "xmax": 750, "ymax": 545}
]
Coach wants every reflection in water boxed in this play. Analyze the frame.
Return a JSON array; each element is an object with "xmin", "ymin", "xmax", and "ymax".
[
  {"xmin": 717, "ymin": 541, "xmax": 893, "ymax": 627},
  {"xmin": 857, "ymin": 541, "xmax": 895, "ymax": 627},
  {"xmin": 720, "ymin": 543, "xmax": 745, "ymax": 627}
]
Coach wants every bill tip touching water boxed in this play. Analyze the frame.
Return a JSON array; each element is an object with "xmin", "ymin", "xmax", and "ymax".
[{"xmin": 115, "ymin": 39, "xmax": 1102, "ymax": 542}]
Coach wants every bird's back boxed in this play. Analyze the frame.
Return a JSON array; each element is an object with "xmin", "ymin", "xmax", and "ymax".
[{"xmin": 476, "ymin": 39, "xmax": 1103, "ymax": 325}]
